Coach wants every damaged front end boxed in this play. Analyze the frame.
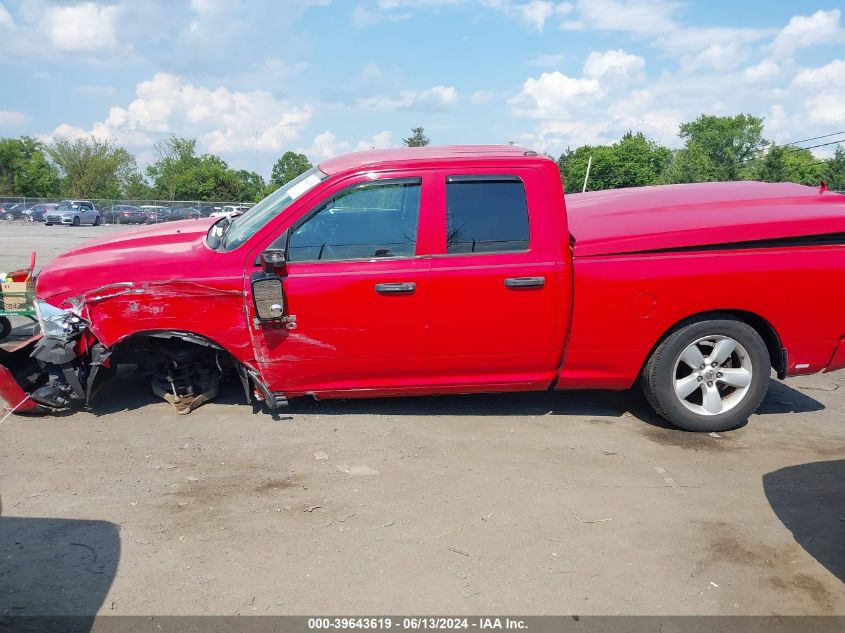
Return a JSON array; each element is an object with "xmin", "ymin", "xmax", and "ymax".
[
  {"xmin": 1, "ymin": 288, "xmax": 270, "ymax": 416},
  {"xmin": 27, "ymin": 299, "xmax": 99, "ymax": 410}
]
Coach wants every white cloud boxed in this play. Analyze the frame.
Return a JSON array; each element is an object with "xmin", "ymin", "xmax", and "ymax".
[
  {"xmin": 0, "ymin": 110, "xmax": 28, "ymax": 126},
  {"xmin": 791, "ymin": 59, "xmax": 845, "ymax": 127},
  {"xmin": 39, "ymin": 2, "xmax": 119, "ymax": 52},
  {"xmin": 47, "ymin": 73, "xmax": 313, "ymax": 156},
  {"xmin": 357, "ymin": 84, "xmax": 459, "ymax": 110},
  {"xmin": 771, "ymin": 9, "xmax": 844, "ymax": 58},
  {"xmin": 803, "ymin": 93, "xmax": 845, "ymax": 125},
  {"xmin": 574, "ymin": 0, "xmax": 679, "ymax": 35},
  {"xmin": 304, "ymin": 130, "xmax": 350, "ymax": 160},
  {"xmin": 793, "ymin": 59, "xmax": 845, "ymax": 85},
  {"xmin": 509, "ymin": 71, "xmax": 602, "ymax": 118},
  {"xmin": 583, "ymin": 49, "xmax": 645, "ymax": 80},
  {"xmin": 679, "ymin": 42, "xmax": 751, "ymax": 72},
  {"xmin": 355, "ymin": 130, "xmax": 394, "ymax": 151},
  {"xmin": 0, "ymin": 4, "xmax": 14, "ymax": 28},
  {"xmin": 516, "ymin": 119, "xmax": 612, "ymax": 155},
  {"xmin": 742, "ymin": 59, "xmax": 779, "ymax": 81}
]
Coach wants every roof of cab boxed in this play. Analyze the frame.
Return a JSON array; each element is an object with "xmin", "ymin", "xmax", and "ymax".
[{"xmin": 319, "ymin": 145, "xmax": 545, "ymax": 174}]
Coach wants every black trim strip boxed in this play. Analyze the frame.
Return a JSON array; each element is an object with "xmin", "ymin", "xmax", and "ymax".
[
  {"xmin": 604, "ymin": 231, "xmax": 845, "ymax": 256},
  {"xmin": 446, "ymin": 175, "xmax": 522, "ymax": 183}
]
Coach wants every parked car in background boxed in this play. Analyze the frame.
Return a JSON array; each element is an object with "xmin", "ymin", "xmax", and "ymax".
[
  {"xmin": 111, "ymin": 205, "xmax": 146, "ymax": 224},
  {"xmin": 197, "ymin": 205, "xmax": 219, "ymax": 217},
  {"xmin": 164, "ymin": 207, "xmax": 201, "ymax": 221},
  {"xmin": 44, "ymin": 200, "xmax": 101, "ymax": 226},
  {"xmin": 139, "ymin": 205, "xmax": 170, "ymax": 223},
  {"xmin": 209, "ymin": 205, "xmax": 248, "ymax": 218},
  {"xmin": 1, "ymin": 202, "xmax": 34, "ymax": 220},
  {"xmin": 24, "ymin": 203, "xmax": 58, "ymax": 223}
]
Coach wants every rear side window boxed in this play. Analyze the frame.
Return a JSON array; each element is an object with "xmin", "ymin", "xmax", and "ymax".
[
  {"xmin": 446, "ymin": 176, "xmax": 529, "ymax": 254},
  {"xmin": 288, "ymin": 178, "xmax": 421, "ymax": 262}
]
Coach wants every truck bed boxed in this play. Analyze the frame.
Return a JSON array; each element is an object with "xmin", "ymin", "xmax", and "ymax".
[{"xmin": 566, "ymin": 181, "xmax": 845, "ymax": 257}]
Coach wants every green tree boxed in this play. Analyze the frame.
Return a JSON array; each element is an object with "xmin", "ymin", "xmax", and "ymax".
[
  {"xmin": 781, "ymin": 147, "xmax": 826, "ymax": 186},
  {"xmin": 233, "ymin": 169, "xmax": 266, "ymax": 202},
  {"xmin": 754, "ymin": 144, "xmax": 788, "ymax": 183},
  {"xmin": 824, "ymin": 145, "xmax": 845, "ymax": 191},
  {"xmin": 123, "ymin": 173, "xmax": 154, "ymax": 200},
  {"xmin": 402, "ymin": 127, "xmax": 430, "ymax": 147},
  {"xmin": 0, "ymin": 136, "xmax": 62, "ymax": 196},
  {"xmin": 146, "ymin": 135, "xmax": 257, "ymax": 201},
  {"xmin": 146, "ymin": 136, "xmax": 200, "ymax": 200},
  {"xmin": 47, "ymin": 136, "xmax": 139, "ymax": 198},
  {"xmin": 677, "ymin": 113, "xmax": 766, "ymax": 181},
  {"xmin": 661, "ymin": 144, "xmax": 718, "ymax": 184},
  {"xmin": 557, "ymin": 132, "xmax": 671, "ymax": 193},
  {"xmin": 753, "ymin": 145, "xmax": 825, "ymax": 186},
  {"xmin": 269, "ymin": 151, "xmax": 312, "ymax": 187}
]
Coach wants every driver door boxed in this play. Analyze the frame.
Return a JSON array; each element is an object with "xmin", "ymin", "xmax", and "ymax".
[{"xmin": 248, "ymin": 171, "xmax": 434, "ymax": 396}]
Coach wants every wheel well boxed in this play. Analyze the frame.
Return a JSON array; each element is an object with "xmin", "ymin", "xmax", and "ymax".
[{"xmin": 644, "ymin": 310, "xmax": 785, "ymax": 378}]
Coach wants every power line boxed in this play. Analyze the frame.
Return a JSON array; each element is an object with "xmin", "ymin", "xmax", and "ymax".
[
  {"xmin": 784, "ymin": 138, "xmax": 845, "ymax": 152},
  {"xmin": 784, "ymin": 130, "xmax": 845, "ymax": 147}
]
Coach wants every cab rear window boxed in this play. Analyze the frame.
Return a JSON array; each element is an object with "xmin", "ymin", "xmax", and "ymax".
[{"xmin": 446, "ymin": 176, "xmax": 529, "ymax": 254}]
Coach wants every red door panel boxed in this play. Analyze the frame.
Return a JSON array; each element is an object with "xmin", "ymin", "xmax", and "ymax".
[
  {"xmin": 427, "ymin": 167, "xmax": 562, "ymax": 388},
  {"xmin": 247, "ymin": 171, "xmax": 435, "ymax": 396}
]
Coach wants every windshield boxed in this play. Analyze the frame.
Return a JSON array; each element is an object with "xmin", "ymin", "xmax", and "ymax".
[{"xmin": 218, "ymin": 166, "xmax": 328, "ymax": 251}]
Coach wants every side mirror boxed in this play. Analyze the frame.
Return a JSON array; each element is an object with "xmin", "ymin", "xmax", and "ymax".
[
  {"xmin": 262, "ymin": 230, "xmax": 289, "ymax": 273},
  {"xmin": 262, "ymin": 249, "xmax": 286, "ymax": 273},
  {"xmin": 251, "ymin": 274, "xmax": 285, "ymax": 321}
]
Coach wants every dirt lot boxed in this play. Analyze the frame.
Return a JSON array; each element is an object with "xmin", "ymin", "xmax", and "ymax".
[{"xmin": 0, "ymin": 221, "xmax": 843, "ymax": 616}]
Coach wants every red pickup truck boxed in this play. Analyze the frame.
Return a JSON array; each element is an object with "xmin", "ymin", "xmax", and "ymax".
[{"xmin": 2, "ymin": 146, "xmax": 844, "ymax": 432}]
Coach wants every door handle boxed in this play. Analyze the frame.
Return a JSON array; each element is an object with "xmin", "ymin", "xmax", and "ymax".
[
  {"xmin": 375, "ymin": 282, "xmax": 416, "ymax": 294},
  {"xmin": 504, "ymin": 276, "xmax": 545, "ymax": 289}
]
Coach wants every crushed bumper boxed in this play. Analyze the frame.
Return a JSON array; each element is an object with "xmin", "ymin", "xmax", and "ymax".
[{"xmin": 0, "ymin": 336, "xmax": 47, "ymax": 414}]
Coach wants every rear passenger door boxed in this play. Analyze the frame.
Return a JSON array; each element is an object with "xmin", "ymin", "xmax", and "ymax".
[{"xmin": 427, "ymin": 168, "xmax": 559, "ymax": 389}]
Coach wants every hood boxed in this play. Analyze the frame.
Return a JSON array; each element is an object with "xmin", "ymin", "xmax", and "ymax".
[
  {"xmin": 37, "ymin": 218, "xmax": 219, "ymax": 304},
  {"xmin": 567, "ymin": 182, "xmax": 845, "ymax": 257}
]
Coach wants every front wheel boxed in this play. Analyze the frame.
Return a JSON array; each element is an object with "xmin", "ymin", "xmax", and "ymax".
[
  {"xmin": 641, "ymin": 316, "xmax": 770, "ymax": 432},
  {"xmin": 72, "ymin": 216, "xmax": 80, "ymax": 227}
]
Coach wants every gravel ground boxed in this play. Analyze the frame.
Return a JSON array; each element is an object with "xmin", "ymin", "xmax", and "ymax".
[{"xmin": 0, "ymin": 221, "xmax": 843, "ymax": 616}]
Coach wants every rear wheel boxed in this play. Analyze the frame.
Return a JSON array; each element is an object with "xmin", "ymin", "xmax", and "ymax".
[
  {"xmin": 93, "ymin": 215, "xmax": 101, "ymax": 226},
  {"xmin": 641, "ymin": 316, "xmax": 770, "ymax": 432}
]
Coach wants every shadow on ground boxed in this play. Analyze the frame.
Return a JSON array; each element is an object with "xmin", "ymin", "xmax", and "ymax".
[
  {"xmin": 37, "ymin": 367, "xmax": 824, "ymax": 431},
  {"xmin": 763, "ymin": 459, "xmax": 845, "ymax": 583},
  {"xmin": 0, "ymin": 514, "xmax": 120, "ymax": 630},
  {"xmin": 81, "ymin": 371, "xmax": 825, "ymax": 425},
  {"xmin": 285, "ymin": 380, "xmax": 822, "ymax": 427}
]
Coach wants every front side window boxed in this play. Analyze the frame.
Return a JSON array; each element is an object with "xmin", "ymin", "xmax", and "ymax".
[
  {"xmin": 288, "ymin": 179, "xmax": 421, "ymax": 262},
  {"xmin": 446, "ymin": 176, "xmax": 530, "ymax": 254}
]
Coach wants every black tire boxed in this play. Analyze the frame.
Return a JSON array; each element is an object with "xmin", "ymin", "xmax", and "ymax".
[
  {"xmin": 93, "ymin": 215, "xmax": 101, "ymax": 226},
  {"xmin": 0, "ymin": 317, "xmax": 11, "ymax": 341},
  {"xmin": 72, "ymin": 216, "xmax": 80, "ymax": 227},
  {"xmin": 641, "ymin": 315, "xmax": 770, "ymax": 432}
]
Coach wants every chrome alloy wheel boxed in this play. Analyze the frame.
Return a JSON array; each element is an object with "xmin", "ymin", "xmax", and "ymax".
[{"xmin": 672, "ymin": 335, "xmax": 753, "ymax": 416}]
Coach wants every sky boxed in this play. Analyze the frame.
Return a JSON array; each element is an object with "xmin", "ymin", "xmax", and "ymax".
[{"xmin": 0, "ymin": 0, "xmax": 843, "ymax": 178}]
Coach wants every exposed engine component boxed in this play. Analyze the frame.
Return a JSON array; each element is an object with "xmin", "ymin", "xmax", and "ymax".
[
  {"xmin": 28, "ymin": 335, "xmax": 89, "ymax": 410},
  {"xmin": 149, "ymin": 339, "xmax": 221, "ymax": 414}
]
